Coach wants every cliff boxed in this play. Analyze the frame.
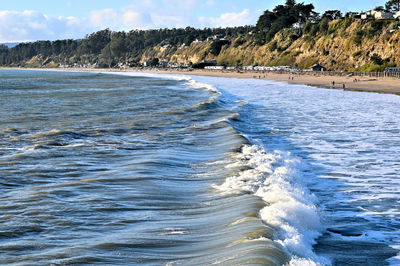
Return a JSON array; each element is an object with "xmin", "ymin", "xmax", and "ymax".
[{"xmin": 141, "ymin": 18, "xmax": 400, "ymax": 71}]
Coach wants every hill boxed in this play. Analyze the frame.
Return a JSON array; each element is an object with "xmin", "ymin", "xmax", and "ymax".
[
  {"xmin": 1, "ymin": 0, "xmax": 400, "ymax": 72},
  {"xmin": 143, "ymin": 18, "xmax": 400, "ymax": 72},
  {"xmin": 0, "ymin": 42, "xmax": 19, "ymax": 48}
]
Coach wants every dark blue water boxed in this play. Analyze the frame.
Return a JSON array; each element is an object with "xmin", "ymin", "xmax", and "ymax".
[{"xmin": 0, "ymin": 70, "xmax": 289, "ymax": 265}]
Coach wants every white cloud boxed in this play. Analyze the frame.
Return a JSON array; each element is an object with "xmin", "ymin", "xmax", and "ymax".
[
  {"xmin": 0, "ymin": 10, "xmax": 90, "ymax": 42},
  {"xmin": 0, "ymin": 8, "xmax": 155, "ymax": 42},
  {"xmin": 89, "ymin": 9, "xmax": 118, "ymax": 28},
  {"xmin": 199, "ymin": 9, "xmax": 256, "ymax": 27},
  {"xmin": 0, "ymin": 2, "xmax": 259, "ymax": 42},
  {"xmin": 89, "ymin": 8, "xmax": 153, "ymax": 30}
]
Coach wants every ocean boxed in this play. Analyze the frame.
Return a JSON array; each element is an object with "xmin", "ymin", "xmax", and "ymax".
[{"xmin": 0, "ymin": 69, "xmax": 399, "ymax": 265}]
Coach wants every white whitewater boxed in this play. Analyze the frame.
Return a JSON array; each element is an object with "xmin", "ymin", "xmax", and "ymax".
[{"xmin": 191, "ymin": 75, "xmax": 400, "ymax": 265}]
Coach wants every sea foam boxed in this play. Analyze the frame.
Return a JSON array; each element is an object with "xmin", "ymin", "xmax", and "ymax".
[{"xmin": 214, "ymin": 145, "xmax": 330, "ymax": 265}]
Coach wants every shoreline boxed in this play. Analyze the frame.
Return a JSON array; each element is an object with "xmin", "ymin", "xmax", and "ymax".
[{"xmin": 2, "ymin": 67, "xmax": 400, "ymax": 96}]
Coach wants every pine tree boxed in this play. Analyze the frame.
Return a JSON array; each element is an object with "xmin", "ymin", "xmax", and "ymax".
[{"xmin": 386, "ymin": 0, "xmax": 400, "ymax": 12}]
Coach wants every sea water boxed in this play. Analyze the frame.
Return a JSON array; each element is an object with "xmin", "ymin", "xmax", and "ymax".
[{"xmin": 0, "ymin": 69, "xmax": 399, "ymax": 265}]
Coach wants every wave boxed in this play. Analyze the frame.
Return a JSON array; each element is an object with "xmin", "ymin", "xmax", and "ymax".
[
  {"xmin": 105, "ymin": 71, "xmax": 219, "ymax": 93},
  {"xmin": 214, "ymin": 145, "xmax": 329, "ymax": 265},
  {"xmin": 103, "ymin": 71, "xmax": 328, "ymax": 265}
]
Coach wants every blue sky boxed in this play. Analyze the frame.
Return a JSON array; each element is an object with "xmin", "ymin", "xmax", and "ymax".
[{"xmin": 0, "ymin": 0, "xmax": 386, "ymax": 42}]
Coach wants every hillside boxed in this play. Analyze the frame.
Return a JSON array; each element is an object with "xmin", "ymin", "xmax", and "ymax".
[
  {"xmin": 1, "ymin": 7, "xmax": 400, "ymax": 72},
  {"xmin": 142, "ymin": 18, "xmax": 400, "ymax": 72}
]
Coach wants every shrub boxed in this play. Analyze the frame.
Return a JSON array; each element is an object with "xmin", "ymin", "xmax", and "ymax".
[
  {"xmin": 353, "ymin": 30, "xmax": 365, "ymax": 45},
  {"xmin": 359, "ymin": 63, "xmax": 385, "ymax": 72},
  {"xmin": 309, "ymin": 24, "xmax": 319, "ymax": 36},
  {"xmin": 370, "ymin": 53, "xmax": 383, "ymax": 65},
  {"xmin": 209, "ymin": 40, "xmax": 230, "ymax": 56},
  {"xmin": 233, "ymin": 37, "xmax": 246, "ymax": 48},
  {"xmin": 303, "ymin": 21, "xmax": 312, "ymax": 33},
  {"xmin": 367, "ymin": 20, "xmax": 385, "ymax": 38},
  {"xmin": 343, "ymin": 17, "xmax": 354, "ymax": 29},
  {"xmin": 269, "ymin": 41, "xmax": 278, "ymax": 51},
  {"xmin": 319, "ymin": 18, "xmax": 330, "ymax": 33}
]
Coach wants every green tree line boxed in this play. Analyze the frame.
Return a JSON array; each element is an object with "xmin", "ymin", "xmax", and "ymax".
[{"xmin": 0, "ymin": 26, "xmax": 253, "ymax": 67}]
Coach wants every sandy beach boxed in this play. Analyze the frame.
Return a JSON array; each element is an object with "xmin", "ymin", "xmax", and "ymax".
[
  {"xmin": 2, "ymin": 67, "xmax": 400, "ymax": 95},
  {"xmin": 144, "ymin": 68, "xmax": 400, "ymax": 96}
]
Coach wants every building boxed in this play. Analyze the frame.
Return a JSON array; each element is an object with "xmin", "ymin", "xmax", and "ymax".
[
  {"xmin": 204, "ymin": 66, "xmax": 225, "ymax": 70},
  {"xmin": 309, "ymin": 63, "xmax": 327, "ymax": 72},
  {"xmin": 243, "ymin": 65, "xmax": 254, "ymax": 71},
  {"xmin": 143, "ymin": 60, "xmax": 152, "ymax": 67},
  {"xmin": 159, "ymin": 61, "xmax": 169, "ymax": 67},
  {"xmin": 385, "ymin": 67, "xmax": 400, "ymax": 73},
  {"xmin": 206, "ymin": 35, "xmax": 225, "ymax": 41},
  {"xmin": 254, "ymin": 66, "xmax": 274, "ymax": 71},
  {"xmin": 362, "ymin": 7, "xmax": 394, "ymax": 20},
  {"xmin": 374, "ymin": 10, "xmax": 394, "ymax": 19},
  {"xmin": 292, "ymin": 22, "xmax": 305, "ymax": 29},
  {"xmin": 192, "ymin": 60, "xmax": 217, "ymax": 69},
  {"xmin": 361, "ymin": 13, "xmax": 372, "ymax": 20},
  {"xmin": 346, "ymin": 12, "xmax": 361, "ymax": 18}
]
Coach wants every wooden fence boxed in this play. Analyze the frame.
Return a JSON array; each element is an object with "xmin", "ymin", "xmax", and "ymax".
[{"xmin": 253, "ymin": 70, "xmax": 400, "ymax": 78}]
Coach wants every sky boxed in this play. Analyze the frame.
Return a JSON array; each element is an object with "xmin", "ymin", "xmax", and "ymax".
[{"xmin": 0, "ymin": 0, "xmax": 386, "ymax": 42}]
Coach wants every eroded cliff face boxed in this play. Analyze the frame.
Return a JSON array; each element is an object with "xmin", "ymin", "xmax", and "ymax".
[{"xmin": 141, "ymin": 19, "xmax": 400, "ymax": 71}]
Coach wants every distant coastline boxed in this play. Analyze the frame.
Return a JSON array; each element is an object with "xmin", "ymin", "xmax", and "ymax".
[{"xmin": 2, "ymin": 66, "xmax": 400, "ymax": 96}]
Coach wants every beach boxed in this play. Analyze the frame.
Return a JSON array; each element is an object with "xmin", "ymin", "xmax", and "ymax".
[
  {"xmin": 3, "ymin": 67, "xmax": 399, "ymax": 96},
  {"xmin": 145, "ymin": 68, "xmax": 400, "ymax": 95}
]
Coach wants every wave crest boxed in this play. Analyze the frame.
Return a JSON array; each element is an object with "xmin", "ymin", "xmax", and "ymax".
[{"xmin": 214, "ymin": 145, "xmax": 330, "ymax": 265}]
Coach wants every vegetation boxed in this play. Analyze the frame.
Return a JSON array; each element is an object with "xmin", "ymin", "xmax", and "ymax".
[
  {"xmin": 370, "ymin": 53, "xmax": 384, "ymax": 65},
  {"xmin": 322, "ymin": 10, "xmax": 343, "ymax": 21},
  {"xmin": 254, "ymin": 0, "xmax": 316, "ymax": 44},
  {"xmin": 386, "ymin": 0, "xmax": 400, "ymax": 12},
  {"xmin": 0, "ymin": 26, "xmax": 252, "ymax": 67}
]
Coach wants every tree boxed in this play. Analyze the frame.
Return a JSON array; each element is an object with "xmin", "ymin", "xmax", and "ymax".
[
  {"xmin": 0, "ymin": 45, "xmax": 9, "ymax": 65},
  {"xmin": 150, "ymin": 58, "xmax": 159, "ymax": 66},
  {"xmin": 109, "ymin": 31, "xmax": 127, "ymax": 59},
  {"xmin": 386, "ymin": 0, "xmax": 400, "ymax": 11},
  {"xmin": 209, "ymin": 40, "xmax": 230, "ymax": 56},
  {"xmin": 285, "ymin": 0, "xmax": 296, "ymax": 7},
  {"xmin": 254, "ymin": 0, "xmax": 316, "ymax": 44},
  {"xmin": 322, "ymin": 10, "xmax": 343, "ymax": 20},
  {"xmin": 78, "ymin": 29, "xmax": 112, "ymax": 55},
  {"xmin": 99, "ymin": 44, "xmax": 113, "ymax": 68}
]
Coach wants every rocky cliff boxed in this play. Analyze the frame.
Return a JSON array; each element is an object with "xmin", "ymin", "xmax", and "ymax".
[{"xmin": 142, "ymin": 18, "xmax": 400, "ymax": 71}]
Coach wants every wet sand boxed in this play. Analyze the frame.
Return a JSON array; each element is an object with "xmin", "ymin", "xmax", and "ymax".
[{"xmin": 147, "ymin": 68, "xmax": 400, "ymax": 96}]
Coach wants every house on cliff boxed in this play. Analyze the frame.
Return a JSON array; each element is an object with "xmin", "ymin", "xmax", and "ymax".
[{"xmin": 362, "ymin": 7, "xmax": 394, "ymax": 20}]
